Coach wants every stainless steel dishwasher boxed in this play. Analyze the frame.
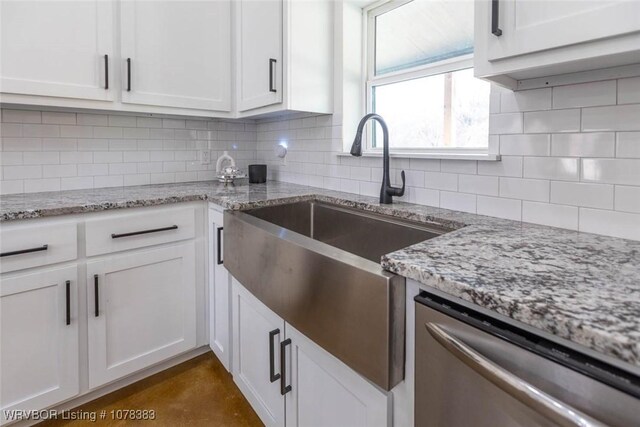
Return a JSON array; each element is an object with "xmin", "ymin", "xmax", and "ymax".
[{"xmin": 415, "ymin": 291, "xmax": 640, "ymax": 427}]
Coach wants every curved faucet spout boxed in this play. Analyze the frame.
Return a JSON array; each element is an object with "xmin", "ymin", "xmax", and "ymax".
[{"xmin": 350, "ymin": 114, "xmax": 405, "ymax": 204}]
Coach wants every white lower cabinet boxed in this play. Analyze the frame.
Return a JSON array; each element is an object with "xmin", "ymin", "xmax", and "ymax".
[
  {"xmin": 232, "ymin": 278, "xmax": 286, "ymax": 427},
  {"xmin": 86, "ymin": 242, "xmax": 197, "ymax": 389},
  {"xmin": 208, "ymin": 207, "xmax": 232, "ymax": 371},
  {"xmin": 0, "ymin": 265, "xmax": 79, "ymax": 424},
  {"xmin": 232, "ymin": 279, "xmax": 390, "ymax": 427}
]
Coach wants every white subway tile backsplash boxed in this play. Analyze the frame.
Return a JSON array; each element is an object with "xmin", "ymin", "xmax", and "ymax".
[
  {"xmin": 524, "ymin": 109, "xmax": 580, "ymax": 133},
  {"xmin": 0, "ymin": 152, "xmax": 22, "ymax": 166},
  {"xmin": 43, "ymin": 164, "xmax": 77, "ymax": 178},
  {"xmin": 489, "ymin": 113, "xmax": 523, "ymax": 134},
  {"xmin": 42, "ymin": 111, "xmax": 76, "ymax": 125},
  {"xmin": 477, "ymin": 196, "xmax": 521, "ymax": 221},
  {"xmin": 44, "ymin": 138, "xmax": 77, "ymax": 151},
  {"xmin": 552, "ymin": 80, "xmax": 616, "ymax": 108},
  {"xmin": 61, "ymin": 176, "xmax": 93, "ymax": 191},
  {"xmin": 524, "ymin": 157, "xmax": 579, "ymax": 181},
  {"xmin": 618, "ymin": 76, "xmax": 640, "ymax": 105},
  {"xmin": 94, "ymin": 151, "xmax": 123, "ymax": 163},
  {"xmin": 60, "ymin": 125, "xmax": 93, "ymax": 138},
  {"xmin": 478, "ymin": 156, "xmax": 523, "ymax": 177},
  {"xmin": 0, "ymin": 180, "xmax": 23, "ymax": 194},
  {"xmin": 424, "ymin": 172, "xmax": 458, "ymax": 191},
  {"xmin": 23, "ymin": 152, "xmax": 60, "ymax": 165},
  {"xmin": 441, "ymin": 160, "xmax": 477, "ymax": 174},
  {"xmin": 458, "ymin": 174, "xmax": 498, "ymax": 196},
  {"xmin": 582, "ymin": 158, "xmax": 640, "ymax": 185},
  {"xmin": 500, "ymin": 88, "xmax": 551, "ymax": 112},
  {"xmin": 77, "ymin": 113, "xmax": 108, "ymax": 126},
  {"xmin": 616, "ymin": 132, "xmax": 640, "ymax": 158},
  {"xmin": 109, "ymin": 163, "xmax": 137, "ymax": 175},
  {"xmin": 522, "ymin": 201, "xmax": 578, "ymax": 230},
  {"xmin": 440, "ymin": 191, "xmax": 476, "ymax": 213},
  {"xmin": 551, "ymin": 132, "xmax": 615, "ymax": 157},
  {"xmin": 78, "ymin": 163, "xmax": 108, "ymax": 176},
  {"xmin": 60, "ymin": 152, "xmax": 93, "ymax": 164},
  {"xmin": 411, "ymin": 187, "xmax": 439, "ymax": 207},
  {"xmin": 499, "ymin": 177, "xmax": 549, "ymax": 202},
  {"xmin": 109, "ymin": 115, "xmax": 137, "ymax": 127},
  {"xmin": 550, "ymin": 181, "xmax": 613, "ymax": 209},
  {"xmin": 24, "ymin": 178, "xmax": 60, "ymax": 193},
  {"xmin": 94, "ymin": 175, "xmax": 124, "ymax": 188},
  {"xmin": 2, "ymin": 109, "xmax": 41, "ymax": 123},
  {"xmin": 579, "ymin": 208, "xmax": 640, "ymax": 240},
  {"xmin": 93, "ymin": 126, "xmax": 123, "ymax": 139},
  {"xmin": 615, "ymin": 186, "xmax": 640, "ymax": 213},
  {"xmin": 499, "ymin": 134, "xmax": 550, "ymax": 156},
  {"xmin": 3, "ymin": 165, "xmax": 41, "ymax": 180},
  {"xmin": 23, "ymin": 124, "xmax": 60, "ymax": 138},
  {"xmin": 582, "ymin": 104, "xmax": 640, "ymax": 131}
]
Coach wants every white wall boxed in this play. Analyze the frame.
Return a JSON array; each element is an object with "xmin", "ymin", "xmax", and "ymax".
[
  {"xmin": 0, "ymin": 109, "xmax": 256, "ymax": 194},
  {"xmin": 256, "ymin": 77, "xmax": 640, "ymax": 241}
]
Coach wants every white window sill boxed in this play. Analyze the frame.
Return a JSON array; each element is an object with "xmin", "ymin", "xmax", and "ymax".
[{"xmin": 336, "ymin": 151, "xmax": 501, "ymax": 161}]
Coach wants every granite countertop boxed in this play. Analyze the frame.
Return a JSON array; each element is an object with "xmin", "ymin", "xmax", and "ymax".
[{"xmin": 1, "ymin": 180, "xmax": 639, "ymax": 371}]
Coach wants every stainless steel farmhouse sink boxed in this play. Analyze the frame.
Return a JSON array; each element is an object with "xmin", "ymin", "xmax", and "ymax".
[{"xmin": 224, "ymin": 201, "xmax": 450, "ymax": 390}]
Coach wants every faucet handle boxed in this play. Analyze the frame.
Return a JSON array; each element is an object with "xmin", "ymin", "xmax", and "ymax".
[{"xmin": 388, "ymin": 170, "xmax": 406, "ymax": 197}]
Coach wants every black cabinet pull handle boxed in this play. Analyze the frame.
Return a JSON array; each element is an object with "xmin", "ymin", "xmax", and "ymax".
[
  {"xmin": 216, "ymin": 227, "xmax": 224, "ymax": 265},
  {"xmin": 491, "ymin": 0, "xmax": 502, "ymax": 36},
  {"xmin": 94, "ymin": 274, "xmax": 99, "ymax": 317},
  {"xmin": 104, "ymin": 54, "xmax": 109, "ymax": 89},
  {"xmin": 111, "ymin": 225, "xmax": 178, "ymax": 239},
  {"xmin": 269, "ymin": 329, "xmax": 281, "ymax": 383},
  {"xmin": 126, "ymin": 58, "xmax": 131, "ymax": 91},
  {"xmin": 269, "ymin": 58, "xmax": 277, "ymax": 93},
  {"xmin": 280, "ymin": 338, "xmax": 292, "ymax": 395},
  {"xmin": 1, "ymin": 244, "xmax": 48, "ymax": 258},
  {"xmin": 65, "ymin": 280, "xmax": 71, "ymax": 326}
]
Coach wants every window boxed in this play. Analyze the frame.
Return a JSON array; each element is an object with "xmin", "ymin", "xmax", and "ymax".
[{"xmin": 366, "ymin": 0, "xmax": 490, "ymax": 153}]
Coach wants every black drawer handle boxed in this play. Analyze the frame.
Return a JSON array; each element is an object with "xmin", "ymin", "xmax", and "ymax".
[
  {"xmin": 104, "ymin": 54, "xmax": 109, "ymax": 89},
  {"xmin": 216, "ymin": 227, "xmax": 224, "ymax": 265},
  {"xmin": 491, "ymin": 0, "xmax": 502, "ymax": 36},
  {"xmin": 94, "ymin": 274, "xmax": 99, "ymax": 317},
  {"xmin": 269, "ymin": 58, "xmax": 277, "ymax": 93},
  {"xmin": 111, "ymin": 225, "xmax": 178, "ymax": 239},
  {"xmin": 1, "ymin": 244, "xmax": 48, "ymax": 258},
  {"xmin": 65, "ymin": 280, "xmax": 71, "ymax": 326},
  {"xmin": 269, "ymin": 329, "xmax": 281, "ymax": 383},
  {"xmin": 280, "ymin": 338, "xmax": 292, "ymax": 395},
  {"xmin": 126, "ymin": 58, "xmax": 131, "ymax": 91}
]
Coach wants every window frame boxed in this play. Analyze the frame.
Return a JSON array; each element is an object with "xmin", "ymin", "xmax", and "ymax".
[{"xmin": 363, "ymin": 0, "xmax": 489, "ymax": 155}]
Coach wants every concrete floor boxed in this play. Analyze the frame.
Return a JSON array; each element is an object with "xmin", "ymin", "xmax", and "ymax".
[{"xmin": 39, "ymin": 352, "xmax": 263, "ymax": 427}]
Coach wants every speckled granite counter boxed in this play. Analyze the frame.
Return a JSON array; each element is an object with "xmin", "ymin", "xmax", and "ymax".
[{"xmin": 1, "ymin": 180, "xmax": 639, "ymax": 371}]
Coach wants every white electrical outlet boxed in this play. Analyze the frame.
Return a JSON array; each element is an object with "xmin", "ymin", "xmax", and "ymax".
[{"xmin": 201, "ymin": 150, "xmax": 211, "ymax": 165}]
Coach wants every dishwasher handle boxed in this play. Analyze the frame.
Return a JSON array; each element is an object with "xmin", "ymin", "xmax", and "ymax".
[{"xmin": 425, "ymin": 323, "xmax": 606, "ymax": 427}]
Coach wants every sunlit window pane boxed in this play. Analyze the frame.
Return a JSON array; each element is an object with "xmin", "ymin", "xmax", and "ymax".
[
  {"xmin": 373, "ymin": 68, "xmax": 490, "ymax": 149},
  {"xmin": 375, "ymin": 0, "xmax": 474, "ymax": 75}
]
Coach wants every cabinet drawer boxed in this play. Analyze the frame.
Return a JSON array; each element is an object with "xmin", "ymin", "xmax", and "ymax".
[
  {"xmin": 85, "ymin": 206, "xmax": 196, "ymax": 257},
  {"xmin": 0, "ymin": 222, "xmax": 77, "ymax": 273}
]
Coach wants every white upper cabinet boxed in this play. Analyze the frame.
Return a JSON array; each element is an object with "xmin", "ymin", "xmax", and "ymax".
[
  {"xmin": 235, "ymin": 0, "xmax": 283, "ymax": 111},
  {"xmin": 120, "ymin": 0, "xmax": 231, "ymax": 112},
  {"xmin": 0, "ymin": 0, "xmax": 114, "ymax": 101},
  {"xmin": 234, "ymin": 0, "xmax": 334, "ymax": 116},
  {"xmin": 475, "ymin": 0, "xmax": 640, "ymax": 88}
]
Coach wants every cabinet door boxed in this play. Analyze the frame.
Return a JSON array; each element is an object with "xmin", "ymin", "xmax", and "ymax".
[
  {"xmin": 487, "ymin": 0, "xmax": 640, "ymax": 61},
  {"xmin": 235, "ymin": 0, "xmax": 283, "ymax": 111},
  {"xmin": 0, "ymin": 266, "xmax": 79, "ymax": 423},
  {"xmin": 120, "ymin": 0, "xmax": 231, "ymax": 111},
  {"xmin": 232, "ymin": 279, "xmax": 285, "ymax": 427},
  {"xmin": 0, "ymin": 0, "xmax": 113, "ymax": 101},
  {"xmin": 284, "ymin": 324, "xmax": 390, "ymax": 427},
  {"xmin": 87, "ymin": 243, "xmax": 196, "ymax": 389},
  {"xmin": 208, "ymin": 209, "xmax": 232, "ymax": 371}
]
